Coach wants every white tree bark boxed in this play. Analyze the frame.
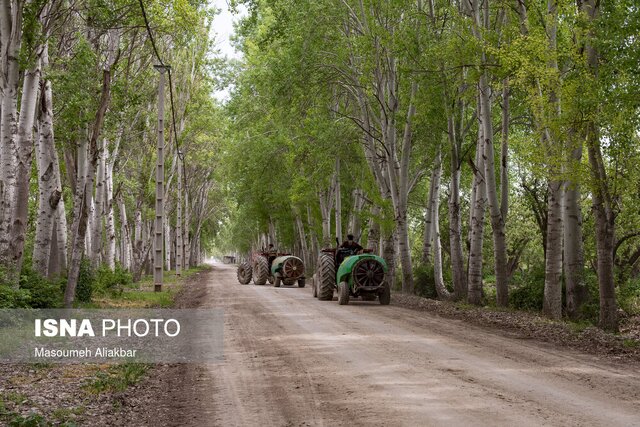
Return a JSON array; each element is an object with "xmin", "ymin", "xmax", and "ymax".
[
  {"xmin": 430, "ymin": 155, "xmax": 450, "ymax": 300},
  {"xmin": 90, "ymin": 138, "xmax": 106, "ymax": 267},
  {"xmin": 542, "ymin": 0, "xmax": 564, "ymax": 320},
  {"xmin": 468, "ymin": 108, "xmax": 487, "ymax": 305},
  {"xmin": 306, "ymin": 204, "xmax": 319, "ymax": 270},
  {"xmin": 318, "ymin": 182, "xmax": 335, "ymax": 246},
  {"xmin": 9, "ymin": 55, "xmax": 42, "ymax": 275},
  {"xmin": 55, "ymin": 185, "xmax": 68, "ymax": 273},
  {"xmin": 65, "ymin": 30, "xmax": 119, "ymax": 306},
  {"xmin": 347, "ymin": 188, "xmax": 365, "ymax": 237},
  {"xmin": 33, "ymin": 44, "xmax": 64, "ymax": 278},
  {"xmin": 176, "ymin": 155, "xmax": 183, "ymax": 276},
  {"xmin": 335, "ymin": 158, "xmax": 342, "ymax": 242},
  {"xmin": 103, "ymin": 140, "xmax": 116, "ymax": 270},
  {"xmin": 164, "ymin": 201, "xmax": 172, "ymax": 270},
  {"xmin": 422, "ymin": 164, "xmax": 439, "ymax": 265},
  {"xmin": 0, "ymin": 0, "xmax": 24, "ymax": 264},
  {"xmin": 117, "ymin": 195, "xmax": 131, "ymax": 271},
  {"xmin": 446, "ymin": 109, "xmax": 468, "ymax": 300},
  {"xmin": 544, "ymin": 180, "xmax": 564, "ymax": 318},
  {"xmin": 564, "ymin": 139, "xmax": 586, "ymax": 318},
  {"xmin": 295, "ymin": 212, "xmax": 308, "ymax": 264},
  {"xmin": 183, "ymin": 187, "xmax": 191, "ymax": 271},
  {"xmin": 367, "ymin": 205, "xmax": 381, "ymax": 255}
]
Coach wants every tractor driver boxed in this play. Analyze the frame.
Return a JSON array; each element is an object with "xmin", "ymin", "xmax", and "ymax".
[
  {"xmin": 266, "ymin": 243, "xmax": 278, "ymax": 269},
  {"xmin": 340, "ymin": 234, "xmax": 363, "ymax": 253}
]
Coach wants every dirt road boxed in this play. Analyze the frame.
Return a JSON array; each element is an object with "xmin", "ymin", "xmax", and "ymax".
[{"xmin": 192, "ymin": 262, "xmax": 640, "ymax": 426}]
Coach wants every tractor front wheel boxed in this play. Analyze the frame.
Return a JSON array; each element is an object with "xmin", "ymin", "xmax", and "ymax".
[
  {"xmin": 379, "ymin": 283, "xmax": 391, "ymax": 305},
  {"xmin": 237, "ymin": 262, "xmax": 252, "ymax": 285},
  {"xmin": 338, "ymin": 281, "xmax": 350, "ymax": 305},
  {"xmin": 253, "ymin": 256, "xmax": 269, "ymax": 285},
  {"xmin": 317, "ymin": 253, "xmax": 336, "ymax": 301}
]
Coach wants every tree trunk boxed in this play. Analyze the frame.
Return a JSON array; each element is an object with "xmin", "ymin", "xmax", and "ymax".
[
  {"xmin": 367, "ymin": 205, "xmax": 381, "ymax": 255},
  {"xmin": 468, "ymin": 116, "xmax": 486, "ymax": 305},
  {"xmin": 318, "ymin": 180, "xmax": 335, "ymax": 247},
  {"xmin": 542, "ymin": 0, "xmax": 564, "ymax": 320},
  {"xmin": 335, "ymin": 158, "xmax": 342, "ymax": 242},
  {"xmin": 422, "ymin": 164, "xmax": 439, "ymax": 265},
  {"xmin": 132, "ymin": 208, "xmax": 144, "ymax": 281},
  {"xmin": 465, "ymin": 0, "xmax": 509, "ymax": 306},
  {"xmin": 431, "ymin": 159, "xmax": 450, "ymax": 300},
  {"xmin": 306, "ymin": 204, "xmax": 319, "ymax": 270},
  {"xmin": 55, "ymin": 191, "xmax": 68, "ymax": 273},
  {"xmin": 578, "ymin": 0, "xmax": 617, "ymax": 332},
  {"xmin": 33, "ymin": 48, "xmax": 63, "ymax": 277},
  {"xmin": 543, "ymin": 180, "xmax": 564, "ymax": 319},
  {"xmin": 382, "ymin": 232, "xmax": 395, "ymax": 290},
  {"xmin": 164, "ymin": 203, "xmax": 171, "ymax": 271},
  {"xmin": 176, "ymin": 155, "xmax": 183, "ymax": 276},
  {"xmin": 183, "ymin": 189, "xmax": 190, "ymax": 272},
  {"xmin": 91, "ymin": 138, "xmax": 106, "ymax": 267},
  {"xmin": 447, "ymin": 114, "xmax": 467, "ymax": 300},
  {"xmin": 104, "ymin": 147, "xmax": 116, "ymax": 270},
  {"xmin": 118, "ymin": 195, "xmax": 131, "ymax": 271},
  {"xmin": 295, "ymin": 213, "xmax": 308, "ymax": 266},
  {"xmin": 0, "ymin": 0, "xmax": 24, "ymax": 266},
  {"xmin": 65, "ymin": 61, "xmax": 114, "ymax": 307},
  {"xmin": 347, "ymin": 188, "xmax": 364, "ymax": 236},
  {"xmin": 587, "ymin": 123, "xmax": 618, "ymax": 331},
  {"xmin": 563, "ymin": 154, "xmax": 587, "ymax": 317},
  {"xmin": 480, "ymin": 74, "xmax": 509, "ymax": 307},
  {"xmin": 9, "ymin": 56, "xmax": 41, "ymax": 276}
]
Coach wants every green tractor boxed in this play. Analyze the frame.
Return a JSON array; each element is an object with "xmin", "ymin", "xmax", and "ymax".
[
  {"xmin": 313, "ymin": 244, "xmax": 390, "ymax": 305},
  {"xmin": 270, "ymin": 255, "xmax": 306, "ymax": 287},
  {"xmin": 237, "ymin": 250, "xmax": 305, "ymax": 287}
]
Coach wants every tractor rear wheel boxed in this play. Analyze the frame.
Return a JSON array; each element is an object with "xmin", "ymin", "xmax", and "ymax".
[
  {"xmin": 274, "ymin": 276, "xmax": 281, "ymax": 287},
  {"xmin": 338, "ymin": 281, "xmax": 349, "ymax": 305},
  {"xmin": 253, "ymin": 256, "xmax": 269, "ymax": 285},
  {"xmin": 237, "ymin": 262, "xmax": 252, "ymax": 285},
  {"xmin": 379, "ymin": 283, "xmax": 391, "ymax": 305},
  {"xmin": 317, "ymin": 253, "xmax": 335, "ymax": 301},
  {"xmin": 297, "ymin": 277, "xmax": 305, "ymax": 288}
]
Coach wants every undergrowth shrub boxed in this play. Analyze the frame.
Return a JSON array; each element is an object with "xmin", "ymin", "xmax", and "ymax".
[
  {"xmin": 19, "ymin": 267, "xmax": 64, "ymax": 308},
  {"xmin": 575, "ymin": 271, "xmax": 600, "ymax": 323},
  {"xmin": 509, "ymin": 266, "xmax": 545, "ymax": 311},
  {"xmin": 95, "ymin": 264, "xmax": 133, "ymax": 296},
  {"xmin": 76, "ymin": 258, "xmax": 95, "ymax": 303},
  {"xmin": 618, "ymin": 278, "xmax": 640, "ymax": 316},
  {"xmin": 414, "ymin": 265, "xmax": 438, "ymax": 299}
]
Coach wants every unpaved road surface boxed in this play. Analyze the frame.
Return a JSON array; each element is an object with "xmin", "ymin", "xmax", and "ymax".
[{"xmin": 191, "ymin": 262, "xmax": 640, "ymax": 426}]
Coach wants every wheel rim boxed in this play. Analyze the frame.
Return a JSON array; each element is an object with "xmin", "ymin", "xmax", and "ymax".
[
  {"xmin": 282, "ymin": 257, "xmax": 304, "ymax": 278},
  {"xmin": 353, "ymin": 259, "xmax": 385, "ymax": 287}
]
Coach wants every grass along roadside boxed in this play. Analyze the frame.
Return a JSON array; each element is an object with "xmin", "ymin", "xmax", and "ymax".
[
  {"xmin": 0, "ymin": 265, "xmax": 210, "ymax": 426},
  {"xmin": 79, "ymin": 265, "xmax": 209, "ymax": 309}
]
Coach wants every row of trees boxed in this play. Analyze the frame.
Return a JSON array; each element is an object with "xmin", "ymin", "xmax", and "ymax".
[
  {"xmin": 217, "ymin": 0, "xmax": 640, "ymax": 331},
  {"xmin": 0, "ymin": 0, "xmax": 223, "ymax": 306}
]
